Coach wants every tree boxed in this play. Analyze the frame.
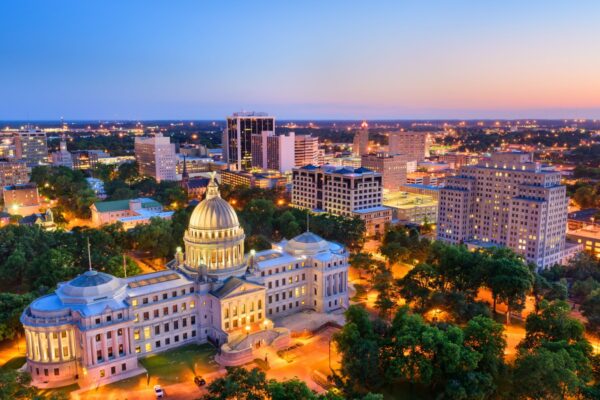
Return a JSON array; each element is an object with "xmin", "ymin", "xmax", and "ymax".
[
  {"xmin": 462, "ymin": 316, "xmax": 506, "ymax": 379},
  {"xmin": 349, "ymin": 252, "xmax": 377, "ymax": 281},
  {"xmin": 373, "ymin": 266, "xmax": 398, "ymax": 320},
  {"xmin": 104, "ymin": 255, "xmax": 141, "ymax": 278},
  {"xmin": 333, "ymin": 306, "xmax": 381, "ymax": 392},
  {"xmin": 573, "ymin": 185, "xmax": 597, "ymax": 208},
  {"xmin": 245, "ymin": 235, "xmax": 272, "ymax": 252},
  {"xmin": 0, "ymin": 293, "xmax": 35, "ymax": 341},
  {"xmin": 483, "ymin": 248, "xmax": 533, "ymax": 322},
  {"xmin": 581, "ymin": 289, "xmax": 600, "ymax": 333},
  {"xmin": 241, "ymin": 199, "xmax": 276, "ymax": 237},
  {"xmin": 129, "ymin": 217, "xmax": 176, "ymax": 259},
  {"xmin": 201, "ymin": 367, "xmax": 270, "ymax": 400},
  {"xmin": 513, "ymin": 347, "xmax": 582, "ymax": 400},
  {"xmin": 268, "ymin": 378, "xmax": 317, "ymax": 400}
]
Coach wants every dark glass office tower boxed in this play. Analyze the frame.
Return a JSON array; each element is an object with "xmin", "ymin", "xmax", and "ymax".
[{"xmin": 224, "ymin": 112, "xmax": 274, "ymax": 170}]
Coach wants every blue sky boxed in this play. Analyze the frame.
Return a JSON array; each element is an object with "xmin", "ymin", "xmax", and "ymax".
[{"xmin": 1, "ymin": 1, "xmax": 600, "ymax": 120}]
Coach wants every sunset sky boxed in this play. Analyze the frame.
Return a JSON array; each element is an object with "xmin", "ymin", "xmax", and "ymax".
[{"xmin": 2, "ymin": 0, "xmax": 600, "ymax": 120}]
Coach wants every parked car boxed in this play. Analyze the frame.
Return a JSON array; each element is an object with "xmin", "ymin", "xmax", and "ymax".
[
  {"xmin": 154, "ymin": 384, "xmax": 165, "ymax": 398},
  {"xmin": 194, "ymin": 376, "xmax": 207, "ymax": 386}
]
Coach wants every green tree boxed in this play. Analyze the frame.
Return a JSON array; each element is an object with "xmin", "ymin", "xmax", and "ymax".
[
  {"xmin": 373, "ymin": 266, "xmax": 398, "ymax": 320},
  {"xmin": 104, "ymin": 255, "xmax": 141, "ymax": 278},
  {"xmin": 202, "ymin": 367, "xmax": 269, "ymax": 400},
  {"xmin": 241, "ymin": 199, "xmax": 276, "ymax": 237},
  {"xmin": 268, "ymin": 378, "xmax": 317, "ymax": 400},
  {"xmin": 333, "ymin": 306, "xmax": 381, "ymax": 392},
  {"xmin": 581, "ymin": 289, "xmax": 600, "ymax": 333},
  {"xmin": 0, "ymin": 293, "xmax": 35, "ymax": 341},
  {"xmin": 129, "ymin": 217, "xmax": 176, "ymax": 259}
]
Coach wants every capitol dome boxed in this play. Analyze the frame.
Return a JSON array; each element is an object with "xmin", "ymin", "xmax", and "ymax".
[
  {"xmin": 183, "ymin": 175, "xmax": 246, "ymax": 280},
  {"xmin": 188, "ymin": 181, "xmax": 240, "ymax": 231}
]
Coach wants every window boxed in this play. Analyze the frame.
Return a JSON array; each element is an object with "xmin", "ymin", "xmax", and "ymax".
[
  {"xmin": 111, "ymin": 366, "xmax": 116, "ymax": 375},
  {"xmin": 191, "ymin": 316, "xmax": 196, "ymax": 324},
  {"xmin": 174, "ymin": 335, "xmax": 179, "ymax": 343},
  {"xmin": 54, "ymin": 368, "xmax": 59, "ymax": 376},
  {"xmin": 134, "ymin": 329, "xmax": 140, "ymax": 340},
  {"xmin": 174, "ymin": 321, "xmax": 179, "ymax": 330},
  {"xmin": 108, "ymin": 347, "xmax": 113, "ymax": 358},
  {"xmin": 172, "ymin": 291, "xmax": 177, "ymax": 298},
  {"xmin": 154, "ymin": 310, "xmax": 159, "ymax": 318},
  {"xmin": 44, "ymin": 369, "xmax": 48, "ymax": 376},
  {"xmin": 183, "ymin": 318, "xmax": 187, "ymax": 327},
  {"xmin": 135, "ymin": 346, "xmax": 141, "ymax": 354},
  {"xmin": 107, "ymin": 332, "xmax": 112, "ymax": 339},
  {"xmin": 100, "ymin": 369, "xmax": 105, "ymax": 378},
  {"xmin": 145, "ymin": 343, "xmax": 152, "ymax": 352},
  {"xmin": 163, "ymin": 307, "xmax": 169, "ymax": 316},
  {"xmin": 106, "ymin": 315, "xmax": 112, "ymax": 322},
  {"xmin": 153, "ymin": 295, "xmax": 158, "ymax": 302},
  {"xmin": 183, "ymin": 333, "xmax": 188, "ymax": 340},
  {"xmin": 134, "ymin": 313, "xmax": 139, "ymax": 322},
  {"xmin": 143, "ymin": 312, "xmax": 149, "ymax": 321},
  {"xmin": 172, "ymin": 305, "xmax": 178, "ymax": 313},
  {"xmin": 192, "ymin": 330, "xmax": 197, "ymax": 337},
  {"xmin": 165, "ymin": 338, "xmax": 170, "ymax": 345},
  {"xmin": 142, "ymin": 297, "xmax": 148, "ymax": 305},
  {"xmin": 155, "ymin": 340, "xmax": 161, "ymax": 348},
  {"xmin": 164, "ymin": 323, "xmax": 170, "ymax": 333},
  {"xmin": 182, "ymin": 303, "xmax": 186, "ymax": 311},
  {"xmin": 132, "ymin": 299, "xmax": 138, "ymax": 307},
  {"xmin": 155, "ymin": 325, "xmax": 160, "ymax": 335},
  {"xmin": 144, "ymin": 327, "xmax": 151, "ymax": 339},
  {"xmin": 117, "ymin": 329, "xmax": 123, "ymax": 336},
  {"xmin": 96, "ymin": 334, "xmax": 101, "ymax": 342},
  {"xmin": 190, "ymin": 301, "xmax": 195, "ymax": 309},
  {"xmin": 121, "ymin": 363, "xmax": 127, "ymax": 371},
  {"xmin": 162, "ymin": 293, "xmax": 168, "ymax": 300}
]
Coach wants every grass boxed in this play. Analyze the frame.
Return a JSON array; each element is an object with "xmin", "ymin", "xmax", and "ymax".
[
  {"xmin": 0, "ymin": 356, "xmax": 26, "ymax": 370},
  {"xmin": 38, "ymin": 384, "xmax": 80, "ymax": 398},
  {"xmin": 138, "ymin": 343, "xmax": 218, "ymax": 384}
]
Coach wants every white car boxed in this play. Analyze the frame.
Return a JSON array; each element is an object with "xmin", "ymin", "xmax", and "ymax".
[{"xmin": 154, "ymin": 384, "xmax": 165, "ymax": 398}]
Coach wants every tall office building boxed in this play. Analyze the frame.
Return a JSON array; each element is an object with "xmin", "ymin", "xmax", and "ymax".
[
  {"xmin": 292, "ymin": 165, "xmax": 392, "ymax": 236},
  {"xmin": 0, "ymin": 159, "xmax": 30, "ymax": 194},
  {"xmin": 223, "ymin": 112, "xmax": 275, "ymax": 171},
  {"xmin": 361, "ymin": 152, "xmax": 411, "ymax": 192},
  {"xmin": 251, "ymin": 131, "xmax": 295, "ymax": 173},
  {"xmin": 14, "ymin": 129, "xmax": 48, "ymax": 167},
  {"xmin": 388, "ymin": 131, "xmax": 430, "ymax": 162},
  {"xmin": 134, "ymin": 133, "xmax": 177, "ymax": 182},
  {"xmin": 352, "ymin": 121, "xmax": 369, "ymax": 157},
  {"xmin": 437, "ymin": 151, "xmax": 571, "ymax": 269},
  {"xmin": 294, "ymin": 134, "xmax": 319, "ymax": 167}
]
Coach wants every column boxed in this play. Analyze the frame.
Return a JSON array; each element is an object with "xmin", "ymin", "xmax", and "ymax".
[
  {"xmin": 101, "ymin": 333, "xmax": 108, "ymax": 362},
  {"xmin": 90, "ymin": 336, "xmax": 97, "ymax": 365},
  {"xmin": 38, "ymin": 332, "xmax": 45, "ymax": 362},
  {"xmin": 69, "ymin": 330, "xmax": 76, "ymax": 361},
  {"xmin": 46, "ymin": 333, "xmax": 53, "ymax": 362},
  {"xmin": 58, "ymin": 331, "xmax": 64, "ymax": 361}
]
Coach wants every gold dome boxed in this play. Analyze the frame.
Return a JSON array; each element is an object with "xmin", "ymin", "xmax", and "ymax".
[
  {"xmin": 183, "ymin": 174, "xmax": 246, "ymax": 280},
  {"xmin": 188, "ymin": 176, "xmax": 240, "ymax": 231}
]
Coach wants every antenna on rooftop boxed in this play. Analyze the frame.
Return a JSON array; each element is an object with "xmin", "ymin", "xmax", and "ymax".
[
  {"xmin": 87, "ymin": 238, "xmax": 93, "ymax": 272},
  {"xmin": 306, "ymin": 212, "xmax": 310, "ymax": 232}
]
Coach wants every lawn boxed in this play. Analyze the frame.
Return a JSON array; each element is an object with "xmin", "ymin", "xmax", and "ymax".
[
  {"xmin": 0, "ymin": 356, "xmax": 26, "ymax": 370},
  {"xmin": 139, "ymin": 343, "xmax": 219, "ymax": 383}
]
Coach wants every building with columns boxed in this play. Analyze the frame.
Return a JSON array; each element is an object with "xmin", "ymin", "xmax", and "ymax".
[{"xmin": 21, "ymin": 175, "xmax": 349, "ymax": 388}]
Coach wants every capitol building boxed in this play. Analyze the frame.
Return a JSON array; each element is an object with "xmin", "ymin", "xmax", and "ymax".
[{"xmin": 20, "ymin": 176, "xmax": 350, "ymax": 388}]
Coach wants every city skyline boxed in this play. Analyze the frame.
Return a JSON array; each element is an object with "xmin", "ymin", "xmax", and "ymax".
[{"xmin": 2, "ymin": 1, "xmax": 600, "ymax": 120}]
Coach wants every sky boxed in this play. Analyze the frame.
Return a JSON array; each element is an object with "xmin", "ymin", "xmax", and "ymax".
[{"xmin": 1, "ymin": 0, "xmax": 600, "ymax": 120}]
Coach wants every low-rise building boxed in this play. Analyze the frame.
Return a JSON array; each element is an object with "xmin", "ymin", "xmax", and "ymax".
[
  {"xmin": 90, "ymin": 198, "xmax": 173, "ymax": 229},
  {"xmin": 568, "ymin": 225, "xmax": 600, "ymax": 258},
  {"xmin": 0, "ymin": 159, "xmax": 30, "ymax": 194},
  {"xmin": 384, "ymin": 191, "xmax": 438, "ymax": 225},
  {"xmin": 221, "ymin": 170, "xmax": 287, "ymax": 189},
  {"xmin": 400, "ymin": 184, "xmax": 441, "ymax": 201},
  {"xmin": 3, "ymin": 183, "xmax": 40, "ymax": 216}
]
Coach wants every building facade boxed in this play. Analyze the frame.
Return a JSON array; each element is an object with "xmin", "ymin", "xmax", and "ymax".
[
  {"xmin": 21, "ymin": 176, "xmax": 348, "ymax": 388},
  {"xmin": 436, "ymin": 151, "xmax": 570, "ymax": 269},
  {"xmin": 0, "ymin": 159, "xmax": 29, "ymax": 194},
  {"xmin": 14, "ymin": 129, "xmax": 48, "ymax": 167},
  {"xmin": 90, "ymin": 198, "xmax": 174, "ymax": 229},
  {"xmin": 134, "ymin": 134, "xmax": 177, "ymax": 182},
  {"xmin": 50, "ymin": 140, "xmax": 74, "ymax": 169},
  {"xmin": 388, "ymin": 131, "xmax": 430, "ymax": 162},
  {"xmin": 292, "ymin": 165, "xmax": 392, "ymax": 236},
  {"xmin": 3, "ymin": 183, "xmax": 40, "ymax": 216},
  {"xmin": 223, "ymin": 112, "xmax": 275, "ymax": 171},
  {"xmin": 251, "ymin": 131, "xmax": 295, "ymax": 173},
  {"xmin": 294, "ymin": 134, "xmax": 319, "ymax": 167},
  {"xmin": 361, "ymin": 152, "xmax": 411, "ymax": 191},
  {"xmin": 221, "ymin": 170, "xmax": 287, "ymax": 189},
  {"xmin": 352, "ymin": 121, "xmax": 369, "ymax": 157}
]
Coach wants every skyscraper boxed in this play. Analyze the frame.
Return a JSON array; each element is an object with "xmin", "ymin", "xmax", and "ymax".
[
  {"xmin": 352, "ymin": 121, "xmax": 369, "ymax": 157},
  {"xmin": 436, "ymin": 151, "xmax": 571, "ymax": 269},
  {"xmin": 251, "ymin": 131, "xmax": 295, "ymax": 173},
  {"xmin": 388, "ymin": 131, "xmax": 430, "ymax": 162},
  {"xmin": 14, "ymin": 129, "xmax": 48, "ymax": 167},
  {"xmin": 0, "ymin": 159, "xmax": 29, "ymax": 194},
  {"xmin": 294, "ymin": 134, "xmax": 319, "ymax": 167},
  {"xmin": 134, "ymin": 133, "xmax": 177, "ymax": 182},
  {"xmin": 223, "ymin": 112, "xmax": 275, "ymax": 171}
]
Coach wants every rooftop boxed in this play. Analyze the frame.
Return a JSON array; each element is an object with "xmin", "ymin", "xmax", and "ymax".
[{"xmin": 93, "ymin": 197, "xmax": 161, "ymax": 213}]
